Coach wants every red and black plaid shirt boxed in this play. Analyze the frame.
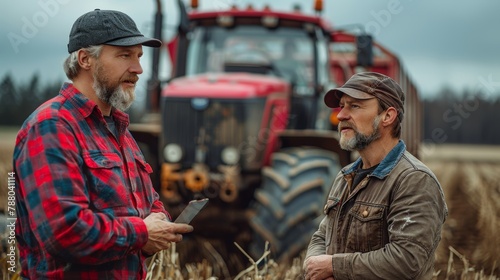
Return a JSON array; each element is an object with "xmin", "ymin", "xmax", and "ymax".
[{"xmin": 14, "ymin": 83, "xmax": 168, "ymax": 279}]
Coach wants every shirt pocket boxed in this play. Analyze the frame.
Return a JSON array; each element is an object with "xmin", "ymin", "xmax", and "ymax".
[
  {"xmin": 346, "ymin": 202, "xmax": 385, "ymax": 252},
  {"xmin": 323, "ymin": 197, "xmax": 340, "ymax": 247},
  {"xmin": 133, "ymin": 156, "xmax": 155, "ymax": 204},
  {"xmin": 135, "ymin": 156, "xmax": 153, "ymax": 175},
  {"xmin": 83, "ymin": 151, "xmax": 129, "ymax": 211}
]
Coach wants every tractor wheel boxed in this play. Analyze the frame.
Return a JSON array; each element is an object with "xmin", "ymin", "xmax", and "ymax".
[{"xmin": 249, "ymin": 147, "xmax": 340, "ymax": 262}]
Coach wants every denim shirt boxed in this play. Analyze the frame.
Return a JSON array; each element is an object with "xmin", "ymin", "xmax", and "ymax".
[
  {"xmin": 306, "ymin": 140, "xmax": 448, "ymax": 280},
  {"xmin": 342, "ymin": 140, "xmax": 406, "ymax": 179}
]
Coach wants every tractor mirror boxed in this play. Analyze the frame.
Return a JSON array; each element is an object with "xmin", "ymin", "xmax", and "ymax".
[{"xmin": 356, "ymin": 34, "xmax": 373, "ymax": 67}]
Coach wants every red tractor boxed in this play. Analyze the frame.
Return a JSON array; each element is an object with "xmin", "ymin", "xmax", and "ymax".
[{"xmin": 130, "ymin": 0, "xmax": 420, "ymax": 267}]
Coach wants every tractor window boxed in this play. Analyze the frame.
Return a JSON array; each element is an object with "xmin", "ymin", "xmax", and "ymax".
[
  {"xmin": 315, "ymin": 28, "xmax": 330, "ymax": 87},
  {"xmin": 186, "ymin": 29, "xmax": 211, "ymax": 73},
  {"xmin": 186, "ymin": 25, "xmax": 315, "ymax": 90}
]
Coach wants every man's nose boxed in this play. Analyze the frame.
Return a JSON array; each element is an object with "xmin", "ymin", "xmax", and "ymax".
[
  {"xmin": 336, "ymin": 107, "xmax": 350, "ymax": 121},
  {"xmin": 129, "ymin": 59, "xmax": 143, "ymax": 74}
]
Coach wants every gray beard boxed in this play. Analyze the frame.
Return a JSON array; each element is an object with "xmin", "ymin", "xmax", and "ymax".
[
  {"xmin": 92, "ymin": 71, "xmax": 135, "ymax": 112},
  {"xmin": 339, "ymin": 114, "xmax": 382, "ymax": 151},
  {"xmin": 108, "ymin": 87, "xmax": 134, "ymax": 112}
]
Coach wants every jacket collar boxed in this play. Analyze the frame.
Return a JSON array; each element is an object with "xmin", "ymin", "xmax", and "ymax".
[{"xmin": 342, "ymin": 140, "xmax": 406, "ymax": 179}]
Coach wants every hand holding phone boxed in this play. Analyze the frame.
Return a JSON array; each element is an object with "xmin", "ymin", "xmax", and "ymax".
[{"xmin": 174, "ymin": 198, "xmax": 209, "ymax": 224}]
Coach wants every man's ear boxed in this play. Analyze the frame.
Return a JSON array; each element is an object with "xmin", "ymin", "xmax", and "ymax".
[
  {"xmin": 381, "ymin": 107, "xmax": 398, "ymax": 127},
  {"xmin": 77, "ymin": 50, "xmax": 92, "ymax": 70}
]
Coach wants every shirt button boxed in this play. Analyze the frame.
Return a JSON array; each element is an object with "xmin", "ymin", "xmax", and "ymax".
[{"xmin": 362, "ymin": 210, "xmax": 369, "ymax": 217}]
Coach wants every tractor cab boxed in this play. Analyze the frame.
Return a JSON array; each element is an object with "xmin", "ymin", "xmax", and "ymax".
[
  {"xmin": 167, "ymin": 6, "xmax": 336, "ymax": 129},
  {"xmin": 160, "ymin": 4, "xmax": 338, "ymax": 202},
  {"xmin": 185, "ymin": 21, "xmax": 314, "ymax": 95}
]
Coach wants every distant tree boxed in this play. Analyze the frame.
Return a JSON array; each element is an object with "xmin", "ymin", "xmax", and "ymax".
[
  {"xmin": 0, "ymin": 74, "xmax": 19, "ymax": 125},
  {"xmin": 0, "ymin": 73, "xmax": 60, "ymax": 126},
  {"xmin": 17, "ymin": 73, "xmax": 41, "ymax": 124},
  {"xmin": 482, "ymin": 96, "xmax": 500, "ymax": 144},
  {"xmin": 423, "ymin": 87, "xmax": 500, "ymax": 145},
  {"xmin": 39, "ymin": 80, "xmax": 61, "ymax": 102}
]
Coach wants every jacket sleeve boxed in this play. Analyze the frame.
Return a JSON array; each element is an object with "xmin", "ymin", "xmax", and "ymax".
[
  {"xmin": 14, "ymin": 119, "xmax": 149, "ymax": 264},
  {"xmin": 306, "ymin": 173, "xmax": 344, "ymax": 260},
  {"xmin": 305, "ymin": 215, "xmax": 328, "ymax": 259},
  {"xmin": 332, "ymin": 170, "xmax": 448, "ymax": 280}
]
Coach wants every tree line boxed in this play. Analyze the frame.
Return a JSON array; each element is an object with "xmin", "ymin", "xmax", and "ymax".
[
  {"xmin": 1, "ymin": 73, "xmax": 499, "ymax": 144},
  {"xmin": 422, "ymin": 87, "xmax": 500, "ymax": 145},
  {"xmin": 0, "ymin": 73, "xmax": 61, "ymax": 126}
]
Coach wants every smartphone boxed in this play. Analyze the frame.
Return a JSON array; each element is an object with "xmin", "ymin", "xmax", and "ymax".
[{"xmin": 174, "ymin": 198, "xmax": 209, "ymax": 224}]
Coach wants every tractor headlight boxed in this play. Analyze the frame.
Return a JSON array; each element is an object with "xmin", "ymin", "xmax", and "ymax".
[
  {"xmin": 221, "ymin": 147, "xmax": 240, "ymax": 165},
  {"xmin": 217, "ymin": 15, "xmax": 234, "ymax": 27},
  {"xmin": 163, "ymin": 144, "xmax": 183, "ymax": 163},
  {"xmin": 262, "ymin": 16, "xmax": 278, "ymax": 28}
]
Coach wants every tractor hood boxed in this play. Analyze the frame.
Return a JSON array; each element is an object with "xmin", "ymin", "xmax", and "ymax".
[{"xmin": 162, "ymin": 73, "xmax": 290, "ymax": 99}]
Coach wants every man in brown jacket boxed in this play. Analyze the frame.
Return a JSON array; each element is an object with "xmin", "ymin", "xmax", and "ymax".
[{"xmin": 303, "ymin": 72, "xmax": 448, "ymax": 280}]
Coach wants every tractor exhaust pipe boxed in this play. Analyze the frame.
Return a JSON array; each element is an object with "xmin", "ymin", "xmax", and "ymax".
[{"xmin": 146, "ymin": 0, "xmax": 163, "ymax": 112}]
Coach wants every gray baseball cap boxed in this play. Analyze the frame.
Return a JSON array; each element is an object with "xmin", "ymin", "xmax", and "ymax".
[{"xmin": 67, "ymin": 9, "xmax": 161, "ymax": 53}]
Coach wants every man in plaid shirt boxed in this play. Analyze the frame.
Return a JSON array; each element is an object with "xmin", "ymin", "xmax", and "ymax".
[{"xmin": 13, "ymin": 9, "xmax": 193, "ymax": 279}]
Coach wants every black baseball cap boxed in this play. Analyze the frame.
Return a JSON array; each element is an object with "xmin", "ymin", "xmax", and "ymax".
[{"xmin": 67, "ymin": 9, "xmax": 162, "ymax": 53}]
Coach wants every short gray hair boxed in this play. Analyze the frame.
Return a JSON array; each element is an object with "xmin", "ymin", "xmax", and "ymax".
[{"xmin": 63, "ymin": 45, "xmax": 103, "ymax": 80}]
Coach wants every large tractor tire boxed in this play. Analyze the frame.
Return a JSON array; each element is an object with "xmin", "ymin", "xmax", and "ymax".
[{"xmin": 249, "ymin": 147, "xmax": 340, "ymax": 261}]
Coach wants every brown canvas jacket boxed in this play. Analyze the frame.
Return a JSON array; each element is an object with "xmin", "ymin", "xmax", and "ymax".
[{"xmin": 306, "ymin": 141, "xmax": 448, "ymax": 280}]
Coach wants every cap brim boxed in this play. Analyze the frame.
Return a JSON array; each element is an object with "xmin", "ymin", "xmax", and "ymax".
[
  {"xmin": 106, "ymin": 36, "xmax": 162, "ymax": 48},
  {"xmin": 324, "ymin": 87, "xmax": 375, "ymax": 108}
]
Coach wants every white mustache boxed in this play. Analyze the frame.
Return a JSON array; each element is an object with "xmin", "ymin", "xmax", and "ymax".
[{"xmin": 338, "ymin": 122, "xmax": 355, "ymax": 131}]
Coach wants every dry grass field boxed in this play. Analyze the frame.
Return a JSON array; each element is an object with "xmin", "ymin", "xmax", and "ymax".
[
  {"xmin": 0, "ymin": 127, "xmax": 17, "ymax": 214},
  {"xmin": 1, "ymin": 127, "xmax": 498, "ymax": 279},
  {"xmin": 421, "ymin": 144, "xmax": 500, "ymax": 279}
]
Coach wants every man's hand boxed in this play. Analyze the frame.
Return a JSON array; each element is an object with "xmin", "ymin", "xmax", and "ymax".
[
  {"xmin": 303, "ymin": 255, "xmax": 334, "ymax": 280},
  {"xmin": 142, "ymin": 212, "xmax": 193, "ymax": 255}
]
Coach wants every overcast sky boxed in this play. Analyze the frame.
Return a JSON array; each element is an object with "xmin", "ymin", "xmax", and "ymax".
[{"xmin": 1, "ymin": 0, "xmax": 500, "ymax": 99}]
